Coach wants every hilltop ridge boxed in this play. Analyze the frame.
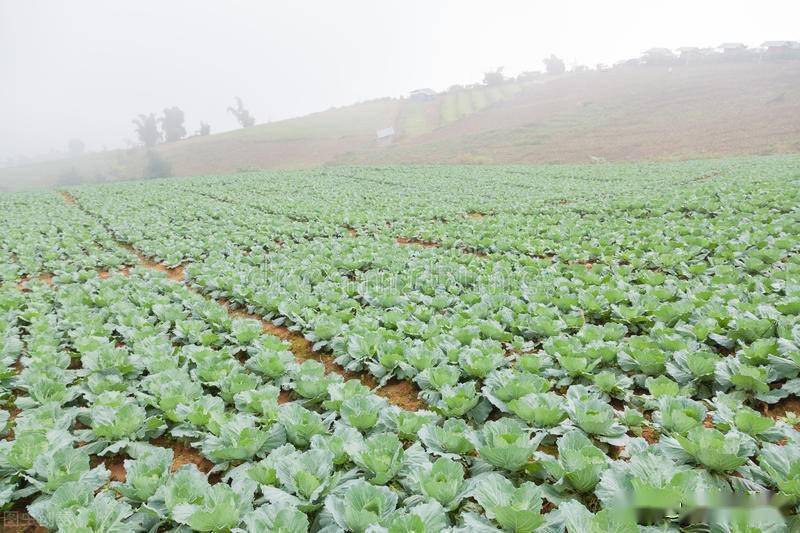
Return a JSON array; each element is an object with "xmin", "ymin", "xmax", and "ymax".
[{"xmin": 2, "ymin": 60, "xmax": 799, "ymax": 190}]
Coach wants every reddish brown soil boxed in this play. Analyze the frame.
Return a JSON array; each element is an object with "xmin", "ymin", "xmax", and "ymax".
[
  {"xmin": 151, "ymin": 437, "xmax": 214, "ymax": 474},
  {"xmin": 641, "ymin": 426, "xmax": 660, "ymax": 444},
  {"xmin": 278, "ymin": 390, "xmax": 293, "ymax": 404},
  {"xmin": 223, "ymin": 301, "xmax": 386, "ymax": 391},
  {"xmin": 569, "ymin": 259, "xmax": 594, "ymax": 270},
  {"xmin": 224, "ymin": 300, "xmax": 429, "ymax": 408},
  {"xmin": 396, "ymin": 237, "xmax": 440, "ymax": 248},
  {"xmin": 538, "ymin": 443, "xmax": 558, "ymax": 457},
  {"xmin": 608, "ymin": 445, "xmax": 626, "ymax": 460},
  {"xmin": 0, "ymin": 511, "xmax": 47, "ymax": 533},
  {"xmin": 171, "ymin": 445, "xmax": 213, "ymax": 474},
  {"xmin": 542, "ymin": 501, "xmax": 557, "ymax": 514},
  {"xmin": 56, "ymin": 193, "xmax": 428, "ymax": 411},
  {"xmin": 466, "ymin": 248, "xmax": 488, "ymax": 258},
  {"xmin": 91, "ymin": 455, "xmax": 127, "ymax": 482},
  {"xmin": 379, "ymin": 379, "xmax": 426, "ymax": 411},
  {"xmin": 120, "ymin": 244, "xmax": 185, "ymax": 282},
  {"xmin": 60, "ymin": 191, "xmax": 77, "ymax": 204},
  {"xmin": 4, "ymin": 406, "xmax": 21, "ymax": 441},
  {"xmin": 764, "ymin": 396, "xmax": 800, "ymax": 427},
  {"xmin": 98, "ymin": 268, "xmax": 130, "ymax": 279},
  {"xmin": 15, "ymin": 274, "xmax": 53, "ymax": 291}
]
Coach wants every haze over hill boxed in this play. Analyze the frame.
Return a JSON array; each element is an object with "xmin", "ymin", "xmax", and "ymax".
[{"xmin": 1, "ymin": 59, "xmax": 799, "ymax": 190}]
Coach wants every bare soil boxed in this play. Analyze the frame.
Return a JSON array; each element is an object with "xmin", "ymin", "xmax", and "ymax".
[
  {"xmin": 764, "ymin": 396, "xmax": 800, "ymax": 427},
  {"xmin": 151, "ymin": 437, "xmax": 215, "ymax": 474},
  {"xmin": 15, "ymin": 274, "xmax": 53, "ymax": 291},
  {"xmin": 641, "ymin": 426, "xmax": 660, "ymax": 444},
  {"xmin": 396, "ymin": 237, "xmax": 440, "ymax": 248},
  {"xmin": 0, "ymin": 511, "xmax": 48, "ymax": 533},
  {"xmin": 379, "ymin": 379, "xmax": 425, "ymax": 411},
  {"xmin": 91, "ymin": 454, "xmax": 127, "ymax": 482}
]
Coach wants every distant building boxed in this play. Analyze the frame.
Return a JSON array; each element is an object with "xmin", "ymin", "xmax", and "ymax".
[
  {"xmin": 409, "ymin": 88, "xmax": 436, "ymax": 101},
  {"xmin": 676, "ymin": 46, "xmax": 700, "ymax": 62},
  {"xmin": 761, "ymin": 41, "xmax": 800, "ymax": 59},
  {"xmin": 642, "ymin": 47, "xmax": 676, "ymax": 65},
  {"xmin": 375, "ymin": 127, "xmax": 395, "ymax": 146},
  {"xmin": 676, "ymin": 46, "xmax": 719, "ymax": 64},
  {"xmin": 718, "ymin": 42, "xmax": 747, "ymax": 54}
]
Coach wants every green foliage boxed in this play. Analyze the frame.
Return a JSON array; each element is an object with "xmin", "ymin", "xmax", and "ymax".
[{"xmin": 1, "ymin": 156, "xmax": 799, "ymax": 531}]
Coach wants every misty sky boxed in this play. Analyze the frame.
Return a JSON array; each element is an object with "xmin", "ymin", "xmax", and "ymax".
[{"xmin": 1, "ymin": 0, "xmax": 798, "ymax": 162}]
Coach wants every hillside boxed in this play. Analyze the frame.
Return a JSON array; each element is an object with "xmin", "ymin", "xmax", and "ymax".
[
  {"xmin": 2, "ymin": 60, "xmax": 799, "ymax": 190},
  {"xmin": 348, "ymin": 62, "xmax": 800, "ymax": 165}
]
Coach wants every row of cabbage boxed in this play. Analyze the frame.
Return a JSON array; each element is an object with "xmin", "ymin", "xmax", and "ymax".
[
  {"xmin": 8, "ymin": 157, "xmax": 798, "ymax": 278},
  {"xmin": 70, "ymin": 187, "xmax": 345, "ymax": 268},
  {"xmin": 1, "ymin": 270, "xmax": 582, "ymax": 532},
  {"xmin": 0, "ymin": 192, "xmax": 135, "ymax": 281},
  {"xmin": 3, "ymin": 269, "xmax": 798, "ymax": 531},
  {"xmin": 64, "ymin": 157, "xmax": 788, "ymax": 268},
  {"xmin": 186, "ymin": 233, "xmax": 799, "ymax": 396},
  {"xmin": 0, "ymin": 156, "xmax": 797, "ymax": 530},
  {"xmin": 377, "ymin": 174, "xmax": 799, "ymax": 270}
]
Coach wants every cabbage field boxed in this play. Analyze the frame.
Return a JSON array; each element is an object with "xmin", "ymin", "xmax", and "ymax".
[{"xmin": 1, "ymin": 155, "xmax": 799, "ymax": 532}]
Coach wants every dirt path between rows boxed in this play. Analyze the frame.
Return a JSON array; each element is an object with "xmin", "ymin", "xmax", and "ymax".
[{"xmin": 58, "ymin": 191, "xmax": 425, "ymax": 411}]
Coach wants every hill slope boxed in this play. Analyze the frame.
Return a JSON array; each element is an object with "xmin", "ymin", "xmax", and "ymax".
[
  {"xmin": 2, "ymin": 61, "xmax": 799, "ymax": 190},
  {"xmin": 348, "ymin": 62, "xmax": 800, "ymax": 165}
]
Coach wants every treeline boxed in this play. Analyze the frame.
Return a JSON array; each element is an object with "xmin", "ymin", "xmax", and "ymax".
[
  {"xmin": 470, "ymin": 42, "xmax": 800, "ymax": 90},
  {"xmin": 127, "ymin": 97, "xmax": 256, "ymax": 180},
  {"xmin": 132, "ymin": 96, "xmax": 256, "ymax": 148}
]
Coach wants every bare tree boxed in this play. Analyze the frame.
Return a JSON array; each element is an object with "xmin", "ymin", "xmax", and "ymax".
[
  {"xmin": 160, "ymin": 107, "xmax": 186, "ymax": 142},
  {"xmin": 132, "ymin": 113, "xmax": 161, "ymax": 148},
  {"xmin": 227, "ymin": 97, "xmax": 255, "ymax": 128},
  {"xmin": 543, "ymin": 54, "xmax": 566, "ymax": 75}
]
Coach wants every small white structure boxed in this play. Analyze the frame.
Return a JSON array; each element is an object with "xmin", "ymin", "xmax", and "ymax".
[
  {"xmin": 409, "ymin": 88, "xmax": 436, "ymax": 101},
  {"xmin": 375, "ymin": 127, "xmax": 395, "ymax": 146},
  {"xmin": 761, "ymin": 41, "xmax": 800, "ymax": 58},
  {"xmin": 641, "ymin": 47, "xmax": 676, "ymax": 65},
  {"xmin": 718, "ymin": 42, "xmax": 747, "ymax": 55}
]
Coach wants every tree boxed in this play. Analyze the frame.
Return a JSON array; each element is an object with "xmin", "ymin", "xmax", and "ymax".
[
  {"xmin": 67, "ymin": 138, "xmax": 85, "ymax": 156},
  {"xmin": 197, "ymin": 122, "xmax": 211, "ymax": 136},
  {"xmin": 543, "ymin": 54, "xmax": 566, "ymax": 75},
  {"xmin": 143, "ymin": 150, "xmax": 171, "ymax": 179},
  {"xmin": 132, "ymin": 113, "xmax": 161, "ymax": 148},
  {"xmin": 160, "ymin": 107, "xmax": 186, "ymax": 143},
  {"xmin": 227, "ymin": 97, "xmax": 255, "ymax": 128},
  {"xmin": 483, "ymin": 67, "xmax": 505, "ymax": 86}
]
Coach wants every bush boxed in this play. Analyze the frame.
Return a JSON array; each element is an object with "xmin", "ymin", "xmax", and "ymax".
[{"xmin": 143, "ymin": 150, "xmax": 172, "ymax": 179}]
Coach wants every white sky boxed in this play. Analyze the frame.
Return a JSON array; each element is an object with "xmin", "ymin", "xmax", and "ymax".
[{"xmin": 1, "ymin": 0, "xmax": 798, "ymax": 161}]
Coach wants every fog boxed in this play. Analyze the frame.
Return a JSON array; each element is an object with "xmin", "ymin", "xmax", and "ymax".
[{"xmin": 1, "ymin": 0, "xmax": 797, "ymax": 163}]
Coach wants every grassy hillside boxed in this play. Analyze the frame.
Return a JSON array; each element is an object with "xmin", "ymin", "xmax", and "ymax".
[
  {"xmin": 347, "ymin": 62, "xmax": 800, "ymax": 165},
  {"xmin": 2, "ymin": 61, "xmax": 799, "ymax": 190}
]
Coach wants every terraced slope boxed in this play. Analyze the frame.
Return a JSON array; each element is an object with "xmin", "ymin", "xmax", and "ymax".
[{"xmin": 2, "ymin": 61, "xmax": 799, "ymax": 190}]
